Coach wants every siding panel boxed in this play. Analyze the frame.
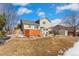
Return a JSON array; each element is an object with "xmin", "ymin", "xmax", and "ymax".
[{"xmin": 24, "ymin": 29, "xmax": 41, "ymax": 37}]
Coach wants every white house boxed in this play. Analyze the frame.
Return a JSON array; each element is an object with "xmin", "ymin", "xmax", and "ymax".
[{"xmin": 35, "ymin": 18, "xmax": 52, "ymax": 36}]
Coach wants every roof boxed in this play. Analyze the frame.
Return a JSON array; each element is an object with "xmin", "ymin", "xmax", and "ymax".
[
  {"xmin": 49, "ymin": 25, "xmax": 68, "ymax": 30},
  {"xmin": 35, "ymin": 20, "xmax": 40, "ymax": 24},
  {"xmin": 21, "ymin": 20, "xmax": 39, "ymax": 25},
  {"xmin": 35, "ymin": 18, "xmax": 51, "ymax": 24}
]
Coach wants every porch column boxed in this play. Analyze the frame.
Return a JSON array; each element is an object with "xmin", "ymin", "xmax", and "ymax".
[{"xmin": 65, "ymin": 30, "xmax": 68, "ymax": 36}]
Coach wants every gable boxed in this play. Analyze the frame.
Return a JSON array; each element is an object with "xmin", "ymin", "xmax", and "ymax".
[
  {"xmin": 40, "ymin": 18, "xmax": 51, "ymax": 25},
  {"xmin": 39, "ymin": 18, "xmax": 52, "ymax": 28},
  {"xmin": 35, "ymin": 18, "xmax": 52, "ymax": 28}
]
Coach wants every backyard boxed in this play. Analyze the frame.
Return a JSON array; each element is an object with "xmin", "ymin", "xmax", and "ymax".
[{"xmin": 0, "ymin": 35, "xmax": 78, "ymax": 56}]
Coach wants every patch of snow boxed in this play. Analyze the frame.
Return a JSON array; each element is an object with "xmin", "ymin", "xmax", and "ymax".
[
  {"xmin": 58, "ymin": 49, "xmax": 64, "ymax": 54},
  {"xmin": 18, "ymin": 32, "xmax": 25, "ymax": 38},
  {"xmin": 18, "ymin": 34, "xmax": 25, "ymax": 38},
  {"xmin": 7, "ymin": 34, "xmax": 12, "ymax": 37},
  {"xmin": 64, "ymin": 41, "xmax": 79, "ymax": 56}
]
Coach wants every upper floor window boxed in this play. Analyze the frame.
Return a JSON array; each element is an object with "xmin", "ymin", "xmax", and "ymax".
[
  {"xmin": 29, "ymin": 25, "xmax": 31, "ymax": 28},
  {"xmin": 35, "ymin": 26, "xmax": 39, "ymax": 29},
  {"xmin": 43, "ymin": 21, "xmax": 46, "ymax": 24}
]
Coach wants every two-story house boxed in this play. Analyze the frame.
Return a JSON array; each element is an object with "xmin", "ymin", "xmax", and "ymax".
[
  {"xmin": 35, "ymin": 18, "xmax": 52, "ymax": 36},
  {"xmin": 20, "ymin": 20, "xmax": 41, "ymax": 37}
]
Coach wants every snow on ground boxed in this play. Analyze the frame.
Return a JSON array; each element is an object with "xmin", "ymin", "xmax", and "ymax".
[{"xmin": 64, "ymin": 41, "xmax": 79, "ymax": 56}]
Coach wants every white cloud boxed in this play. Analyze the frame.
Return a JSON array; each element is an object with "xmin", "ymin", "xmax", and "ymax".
[
  {"xmin": 38, "ymin": 11, "xmax": 45, "ymax": 17},
  {"xmin": 12, "ymin": 3, "xmax": 29, "ymax": 6},
  {"xmin": 37, "ymin": 8, "xmax": 45, "ymax": 18},
  {"xmin": 57, "ymin": 4, "xmax": 79, "ymax": 13},
  {"xmin": 17, "ymin": 7, "xmax": 32, "ymax": 15},
  {"xmin": 51, "ymin": 19, "xmax": 62, "ymax": 26}
]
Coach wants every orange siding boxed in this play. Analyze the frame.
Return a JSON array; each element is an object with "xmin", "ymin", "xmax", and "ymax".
[
  {"xmin": 24, "ymin": 29, "xmax": 41, "ymax": 37},
  {"xmin": 24, "ymin": 29, "xmax": 29, "ymax": 37}
]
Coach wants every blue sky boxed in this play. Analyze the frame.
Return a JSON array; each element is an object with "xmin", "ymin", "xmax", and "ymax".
[
  {"xmin": 0, "ymin": 3, "xmax": 79, "ymax": 27},
  {"xmin": 12, "ymin": 3, "xmax": 79, "ymax": 22}
]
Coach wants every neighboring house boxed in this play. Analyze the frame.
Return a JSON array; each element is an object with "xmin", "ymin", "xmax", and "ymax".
[
  {"xmin": 35, "ymin": 18, "xmax": 52, "ymax": 36},
  {"xmin": 20, "ymin": 20, "xmax": 41, "ymax": 37},
  {"xmin": 51, "ymin": 25, "xmax": 68, "ymax": 35},
  {"xmin": 51, "ymin": 25, "xmax": 79, "ymax": 36}
]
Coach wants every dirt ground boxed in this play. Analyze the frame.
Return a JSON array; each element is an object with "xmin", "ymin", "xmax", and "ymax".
[{"xmin": 0, "ymin": 34, "xmax": 78, "ymax": 56}]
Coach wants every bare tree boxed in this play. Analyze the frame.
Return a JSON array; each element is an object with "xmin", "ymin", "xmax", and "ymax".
[
  {"xmin": 0, "ymin": 3, "xmax": 18, "ymax": 34},
  {"xmin": 63, "ymin": 13, "xmax": 79, "ymax": 36}
]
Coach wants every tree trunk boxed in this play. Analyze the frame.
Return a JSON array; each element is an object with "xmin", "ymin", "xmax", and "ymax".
[{"xmin": 73, "ymin": 27, "xmax": 76, "ymax": 37}]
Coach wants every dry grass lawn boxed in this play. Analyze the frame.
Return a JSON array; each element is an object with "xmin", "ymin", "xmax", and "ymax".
[{"xmin": 0, "ymin": 35, "xmax": 78, "ymax": 56}]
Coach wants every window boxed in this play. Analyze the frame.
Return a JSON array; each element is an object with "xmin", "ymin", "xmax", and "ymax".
[
  {"xmin": 35, "ymin": 26, "xmax": 39, "ymax": 29},
  {"xmin": 29, "ymin": 25, "xmax": 31, "ymax": 28},
  {"xmin": 46, "ymin": 29, "xmax": 48, "ymax": 31},
  {"xmin": 43, "ymin": 21, "xmax": 46, "ymax": 24}
]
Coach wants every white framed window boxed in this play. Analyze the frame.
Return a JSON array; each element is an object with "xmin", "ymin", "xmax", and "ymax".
[
  {"xmin": 29, "ymin": 25, "xmax": 31, "ymax": 28},
  {"xmin": 43, "ymin": 21, "xmax": 46, "ymax": 24},
  {"xmin": 35, "ymin": 26, "xmax": 39, "ymax": 29}
]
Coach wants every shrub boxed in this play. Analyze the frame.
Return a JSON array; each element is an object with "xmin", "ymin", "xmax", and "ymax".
[{"xmin": 0, "ymin": 31, "xmax": 6, "ymax": 38}]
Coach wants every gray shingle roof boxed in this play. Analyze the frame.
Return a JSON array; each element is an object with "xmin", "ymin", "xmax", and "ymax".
[{"xmin": 21, "ymin": 20, "xmax": 39, "ymax": 25}]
